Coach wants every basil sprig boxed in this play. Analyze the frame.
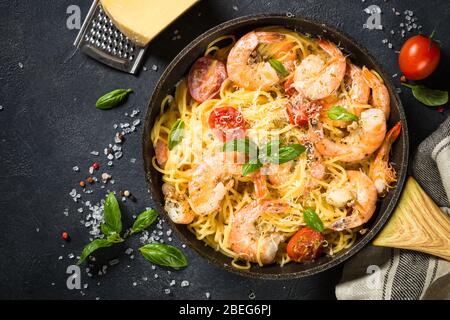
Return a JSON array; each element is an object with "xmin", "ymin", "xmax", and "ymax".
[
  {"xmin": 139, "ymin": 244, "xmax": 188, "ymax": 269},
  {"xmin": 268, "ymin": 59, "xmax": 289, "ymax": 77},
  {"xmin": 77, "ymin": 232, "xmax": 123, "ymax": 265},
  {"xmin": 222, "ymin": 138, "xmax": 258, "ymax": 156},
  {"xmin": 96, "ymin": 89, "xmax": 133, "ymax": 110},
  {"xmin": 242, "ymin": 162, "xmax": 263, "ymax": 176},
  {"xmin": 77, "ymin": 193, "xmax": 185, "ymax": 269},
  {"xmin": 327, "ymin": 106, "xmax": 358, "ymax": 121},
  {"xmin": 102, "ymin": 192, "xmax": 122, "ymax": 235},
  {"xmin": 402, "ymin": 83, "xmax": 448, "ymax": 107},
  {"xmin": 276, "ymin": 144, "xmax": 306, "ymax": 164},
  {"xmin": 303, "ymin": 208, "xmax": 324, "ymax": 232},
  {"xmin": 131, "ymin": 209, "xmax": 158, "ymax": 235},
  {"xmin": 223, "ymin": 139, "xmax": 306, "ymax": 176},
  {"xmin": 168, "ymin": 119, "xmax": 185, "ymax": 150}
]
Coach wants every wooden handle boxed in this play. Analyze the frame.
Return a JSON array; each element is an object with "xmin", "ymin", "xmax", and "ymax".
[{"xmin": 373, "ymin": 176, "xmax": 450, "ymax": 261}]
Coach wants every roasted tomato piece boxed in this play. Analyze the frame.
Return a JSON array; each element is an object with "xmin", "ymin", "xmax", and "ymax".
[
  {"xmin": 287, "ymin": 227, "xmax": 324, "ymax": 262},
  {"xmin": 188, "ymin": 56, "xmax": 227, "ymax": 102},
  {"xmin": 208, "ymin": 106, "xmax": 246, "ymax": 141}
]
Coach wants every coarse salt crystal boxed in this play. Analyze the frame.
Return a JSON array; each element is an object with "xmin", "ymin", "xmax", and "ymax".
[
  {"xmin": 90, "ymin": 151, "xmax": 99, "ymax": 156},
  {"xmin": 72, "ymin": 166, "xmax": 79, "ymax": 172},
  {"xmin": 181, "ymin": 280, "xmax": 189, "ymax": 287},
  {"xmin": 109, "ymin": 258, "xmax": 120, "ymax": 266}
]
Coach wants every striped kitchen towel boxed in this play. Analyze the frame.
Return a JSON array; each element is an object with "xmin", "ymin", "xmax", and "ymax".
[{"xmin": 336, "ymin": 116, "xmax": 450, "ymax": 300}]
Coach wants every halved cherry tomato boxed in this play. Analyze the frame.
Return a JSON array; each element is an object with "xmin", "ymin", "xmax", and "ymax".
[
  {"xmin": 284, "ymin": 77, "xmax": 297, "ymax": 96},
  {"xmin": 208, "ymin": 106, "xmax": 246, "ymax": 141},
  {"xmin": 287, "ymin": 227, "xmax": 324, "ymax": 262},
  {"xmin": 286, "ymin": 100, "xmax": 309, "ymax": 126},
  {"xmin": 188, "ymin": 57, "xmax": 227, "ymax": 102},
  {"xmin": 399, "ymin": 34, "xmax": 440, "ymax": 80}
]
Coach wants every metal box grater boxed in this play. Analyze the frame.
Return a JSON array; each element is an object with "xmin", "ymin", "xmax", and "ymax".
[{"xmin": 73, "ymin": 0, "xmax": 147, "ymax": 74}]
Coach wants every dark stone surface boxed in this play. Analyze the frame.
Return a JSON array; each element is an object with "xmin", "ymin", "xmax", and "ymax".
[{"xmin": 0, "ymin": 0, "xmax": 448, "ymax": 299}]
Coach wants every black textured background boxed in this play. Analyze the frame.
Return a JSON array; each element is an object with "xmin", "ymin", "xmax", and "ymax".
[{"xmin": 0, "ymin": 0, "xmax": 449, "ymax": 300}]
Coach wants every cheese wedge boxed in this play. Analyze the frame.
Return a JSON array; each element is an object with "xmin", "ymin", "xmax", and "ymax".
[{"xmin": 100, "ymin": 0, "xmax": 198, "ymax": 46}]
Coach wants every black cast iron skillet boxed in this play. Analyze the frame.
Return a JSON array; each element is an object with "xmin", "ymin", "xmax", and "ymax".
[{"xmin": 142, "ymin": 14, "xmax": 409, "ymax": 279}]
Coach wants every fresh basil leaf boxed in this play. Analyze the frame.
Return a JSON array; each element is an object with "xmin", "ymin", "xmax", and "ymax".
[
  {"xmin": 168, "ymin": 119, "xmax": 185, "ymax": 150},
  {"xmin": 131, "ymin": 209, "xmax": 158, "ymax": 235},
  {"xmin": 275, "ymin": 144, "xmax": 306, "ymax": 164},
  {"xmin": 327, "ymin": 106, "xmax": 359, "ymax": 121},
  {"xmin": 303, "ymin": 208, "xmax": 324, "ymax": 232},
  {"xmin": 139, "ymin": 244, "xmax": 188, "ymax": 268},
  {"xmin": 268, "ymin": 59, "xmax": 289, "ymax": 77},
  {"xmin": 242, "ymin": 161, "xmax": 263, "ymax": 176},
  {"xmin": 96, "ymin": 89, "xmax": 133, "ymax": 110},
  {"xmin": 402, "ymin": 83, "xmax": 448, "ymax": 107},
  {"xmin": 103, "ymin": 192, "xmax": 122, "ymax": 234},
  {"xmin": 77, "ymin": 233, "xmax": 123, "ymax": 265},
  {"xmin": 222, "ymin": 138, "xmax": 258, "ymax": 157},
  {"xmin": 258, "ymin": 140, "xmax": 280, "ymax": 164},
  {"xmin": 100, "ymin": 223, "xmax": 115, "ymax": 236}
]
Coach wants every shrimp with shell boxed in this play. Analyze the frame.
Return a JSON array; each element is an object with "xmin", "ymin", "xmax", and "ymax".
[
  {"xmin": 227, "ymin": 31, "xmax": 297, "ymax": 90},
  {"xmin": 327, "ymin": 170, "xmax": 378, "ymax": 231},
  {"xmin": 228, "ymin": 200, "xmax": 289, "ymax": 264},
  {"xmin": 293, "ymin": 39, "xmax": 347, "ymax": 100},
  {"xmin": 311, "ymin": 108, "xmax": 387, "ymax": 162},
  {"xmin": 369, "ymin": 122, "xmax": 401, "ymax": 195}
]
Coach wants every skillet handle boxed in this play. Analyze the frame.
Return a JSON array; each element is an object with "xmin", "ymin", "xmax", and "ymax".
[{"xmin": 373, "ymin": 176, "xmax": 450, "ymax": 261}]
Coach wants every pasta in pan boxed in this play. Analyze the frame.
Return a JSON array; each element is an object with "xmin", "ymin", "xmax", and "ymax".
[{"xmin": 150, "ymin": 27, "xmax": 400, "ymax": 268}]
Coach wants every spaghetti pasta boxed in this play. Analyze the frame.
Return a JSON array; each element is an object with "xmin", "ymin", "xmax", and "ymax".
[{"xmin": 150, "ymin": 27, "xmax": 398, "ymax": 268}]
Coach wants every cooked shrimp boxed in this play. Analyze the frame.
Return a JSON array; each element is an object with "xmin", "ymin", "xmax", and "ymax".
[
  {"xmin": 293, "ymin": 39, "xmax": 346, "ymax": 100},
  {"xmin": 188, "ymin": 153, "xmax": 242, "ymax": 215},
  {"xmin": 369, "ymin": 122, "xmax": 401, "ymax": 195},
  {"xmin": 312, "ymin": 108, "xmax": 387, "ymax": 162},
  {"xmin": 265, "ymin": 162, "xmax": 292, "ymax": 186},
  {"xmin": 229, "ymin": 200, "xmax": 288, "ymax": 264},
  {"xmin": 362, "ymin": 67, "xmax": 390, "ymax": 119},
  {"xmin": 155, "ymin": 133, "xmax": 169, "ymax": 168},
  {"xmin": 319, "ymin": 64, "xmax": 370, "ymax": 128},
  {"xmin": 328, "ymin": 170, "xmax": 378, "ymax": 231},
  {"xmin": 348, "ymin": 63, "xmax": 370, "ymax": 104},
  {"xmin": 254, "ymin": 171, "xmax": 270, "ymax": 199},
  {"xmin": 227, "ymin": 31, "xmax": 288, "ymax": 90},
  {"xmin": 162, "ymin": 183, "xmax": 195, "ymax": 224}
]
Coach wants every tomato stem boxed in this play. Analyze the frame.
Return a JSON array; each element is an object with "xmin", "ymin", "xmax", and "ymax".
[{"xmin": 428, "ymin": 29, "xmax": 440, "ymax": 49}]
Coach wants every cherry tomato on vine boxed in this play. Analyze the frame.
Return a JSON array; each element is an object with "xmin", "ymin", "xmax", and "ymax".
[{"xmin": 399, "ymin": 33, "xmax": 440, "ymax": 80}]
